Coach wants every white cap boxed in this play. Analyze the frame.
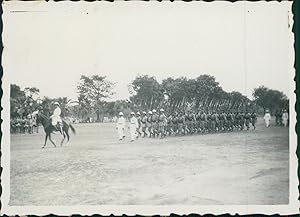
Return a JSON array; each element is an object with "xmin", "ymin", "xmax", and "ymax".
[
  {"xmin": 137, "ymin": 112, "xmax": 140, "ymax": 115},
  {"xmin": 152, "ymin": 109, "xmax": 156, "ymax": 113},
  {"xmin": 54, "ymin": 102, "xmax": 60, "ymax": 106},
  {"xmin": 142, "ymin": 111, "xmax": 147, "ymax": 114},
  {"xmin": 160, "ymin": 108, "xmax": 164, "ymax": 112},
  {"xmin": 130, "ymin": 112, "xmax": 135, "ymax": 115},
  {"xmin": 119, "ymin": 112, "xmax": 123, "ymax": 116},
  {"xmin": 148, "ymin": 111, "xmax": 152, "ymax": 115}
]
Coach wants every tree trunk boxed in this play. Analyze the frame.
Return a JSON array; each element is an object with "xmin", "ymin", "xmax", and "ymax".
[{"xmin": 96, "ymin": 111, "xmax": 100, "ymax": 122}]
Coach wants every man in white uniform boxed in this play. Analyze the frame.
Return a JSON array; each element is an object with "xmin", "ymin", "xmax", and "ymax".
[
  {"xmin": 263, "ymin": 109, "xmax": 271, "ymax": 128},
  {"xmin": 282, "ymin": 109, "xmax": 289, "ymax": 127},
  {"xmin": 116, "ymin": 112, "xmax": 126, "ymax": 140},
  {"xmin": 129, "ymin": 112, "xmax": 139, "ymax": 142},
  {"xmin": 51, "ymin": 102, "xmax": 63, "ymax": 133}
]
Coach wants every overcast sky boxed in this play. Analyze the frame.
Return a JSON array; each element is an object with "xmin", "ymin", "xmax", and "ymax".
[{"xmin": 3, "ymin": 1, "xmax": 293, "ymax": 101}]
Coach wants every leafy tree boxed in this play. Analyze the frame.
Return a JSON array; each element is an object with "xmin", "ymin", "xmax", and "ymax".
[
  {"xmin": 128, "ymin": 75, "xmax": 163, "ymax": 110},
  {"xmin": 10, "ymin": 84, "xmax": 40, "ymax": 118},
  {"xmin": 77, "ymin": 75, "xmax": 115, "ymax": 121},
  {"xmin": 253, "ymin": 85, "xmax": 289, "ymax": 114},
  {"xmin": 10, "ymin": 84, "xmax": 26, "ymax": 118}
]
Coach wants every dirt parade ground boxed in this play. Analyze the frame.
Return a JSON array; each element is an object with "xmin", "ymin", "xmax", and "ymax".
[{"xmin": 10, "ymin": 117, "xmax": 289, "ymax": 205}]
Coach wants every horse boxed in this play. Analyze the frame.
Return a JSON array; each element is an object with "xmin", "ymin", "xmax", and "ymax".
[{"xmin": 35, "ymin": 112, "xmax": 76, "ymax": 148}]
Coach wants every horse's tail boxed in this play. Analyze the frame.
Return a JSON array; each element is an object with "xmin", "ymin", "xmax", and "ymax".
[{"xmin": 69, "ymin": 124, "xmax": 76, "ymax": 134}]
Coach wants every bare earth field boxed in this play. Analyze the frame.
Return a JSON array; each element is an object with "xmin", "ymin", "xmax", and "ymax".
[{"xmin": 10, "ymin": 117, "xmax": 289, "ymax": 205}]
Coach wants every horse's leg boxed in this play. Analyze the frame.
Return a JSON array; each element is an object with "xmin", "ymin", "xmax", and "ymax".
[
  {"xmin": 48, "ymin": 134, "xmax": 56, "ymax": 148},
  {"xmin": 42, "ymin": 134, "xmax": 48, "ymax": 148},
  {"xmin": 66, "ymin": 129, "xmax": 70, "ymax": 145},
  {"xmin": 60, "ymin": 131, "xmax": 66, "ymax": 146}
]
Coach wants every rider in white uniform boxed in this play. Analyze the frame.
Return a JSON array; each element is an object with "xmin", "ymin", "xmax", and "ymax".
[{"xmin": 51, "ymin": 102, "xmax": 63, "ymax": 133}]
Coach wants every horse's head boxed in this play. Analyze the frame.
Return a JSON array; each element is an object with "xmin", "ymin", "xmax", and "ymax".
[{"xmin": 33, "ymin": 110, "xmax": 49, "ymax": 126}]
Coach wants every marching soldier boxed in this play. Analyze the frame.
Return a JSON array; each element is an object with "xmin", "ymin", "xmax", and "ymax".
[
  {"xmin": 275, "ymin": 109, "xmax": 281, "ymax": 126},
  {"xmin": 195, "ymin": 111, "xmax": 201, "ymax": 133},
  {"xmin": 172, "ymin": 112, "xmax": 179, "ymax": 135},
  {"xmin": 166, "ymin": 113, "xmax": 174, "ymax": 136},
  {"xmin": 251, "ymin": 111, "xmax": 257, "ymax": 130},
  {"xmin": 240, "ymin": 111, "xmax": 245, "ymax": 130},
  {"xmin": 200, "ymin": 110, "xmax": 207, "ymax": 133},
  {"xmin": 147, "ymin": 111, "xmax": 153, "ymax": 137},
  {"xmin": 158, "ymin": 108, "xmax": 167, "ymax": 138},
  {"xmin": 207, "ymin": 111, "xmax": 212, "ymax": 132},
  {"xmin": 178, "ymin": 112, "xmax": 185, "ymax": 136},
  {"xmin": 219, "ymin": 111, "xmax": 226, "ymax": 131},
  {"xmin": 151, "ymin": 109, "xmax": 159, "ymax": 137},
  {"xmin": 245, "ymin": 111, "xmax": 251, "ymax": 130},
  {"xmin": 136, "ymin": 112, "xmax": 142, "ymax": 137},
  {"xmin": 141, "ymin": 111, "xmax": 148, "ymax": 137}
]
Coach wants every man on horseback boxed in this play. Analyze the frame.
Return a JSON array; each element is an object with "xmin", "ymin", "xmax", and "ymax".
[{"xmin": 51, "ymin": 102, "xmax": 63, "ymax": 133}]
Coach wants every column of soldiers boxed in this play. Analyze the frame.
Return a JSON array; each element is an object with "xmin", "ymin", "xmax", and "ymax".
[
  {"xmin": 125, "ymin": 109, "xmax": 258, "ymax": 139},
  {"xmin": 10, "ymin": 114, "xmax": 39, "ymax": 134}
]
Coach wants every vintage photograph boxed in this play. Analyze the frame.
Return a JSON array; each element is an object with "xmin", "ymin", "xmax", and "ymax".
[{"xmin": 1, "ymin": 1, "xmax": 298, "ymax": 215}]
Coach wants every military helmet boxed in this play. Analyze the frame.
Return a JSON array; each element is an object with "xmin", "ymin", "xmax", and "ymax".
[
  {"xmin": 148, "ymin": 111, "xmax": 152, "ymax": 115},
  {"xmin": 119, "ymin": 112, "xmax": 123, "ymax": 116}
]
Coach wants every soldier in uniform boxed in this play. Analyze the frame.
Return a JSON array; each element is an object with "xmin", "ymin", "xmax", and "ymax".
[
  {"xmin": 136, "ymin": 112, "xmax": 142, "ymax": 137},
  {"xmin": 184, "ymin": 112, "xmax": 190, "ymax": 134},
  {"xmin": 219, "ymin": 111, "xmax": 225, "ymax": 131},
  {"xmin": 166, "ymin": 113, "xmax": 174, "ymax": 136},
  {"xmin": 245, "ymin": 111, "xmax": 251, "ymax": 130},
  {"xmin": 141, "ymin": 111, "xmax": 148, "ymax": 137},
  {"xmin": 251, "ymin": 111, "xmax": 257, "ymax": 130},
  {"xmin": 211, "ymin": 111, "xmax": 218, "ymax": 132},
  {"xmin": 275, "ymin": 109, "xmax": 281, "ymax": 126},
  {"xmin": 151, "ymin": 109, "xmax": 159, "ymax": 138},
  {"xmin": 200, "ymin": 110, "xmax": 207, "ymax": 133},
  {"xmin": 172, "ymin": 112, "xmax": 179, "ymax": 135},
  {"xmin": 190, "ymin": 111, "xmax": 197, "ymax": 134},
  {"xmin": 240, "ymin": 111, "xmax": 245, "ymax": 130},
  {"xmin": 207, "ymin": 111, "xmax": 212, "ymax": 132},
  {"xmin": 234, "ymin": 112, "xmax": 241, "ymax": 130},
  {"xmin": 226, "ymin": 111, "xmax": 232, "ymax": 131},
  {"xmin": 195, "ymin": 111, "xmax": 201, "ymax": 133},
  {"xmin": 158, "ymin": 108, "xmax": 167, "ymax": 138},
  {"xmin": 178, "ymin": 112, "xmax": 185, "ymax": 136},
  {"xmin": 214, "ymin": 111, "xmax": 220, "ymax": 132},
  {"xmin": 146, "ymin": 111, "xmax": 153, "ymax": 137}
]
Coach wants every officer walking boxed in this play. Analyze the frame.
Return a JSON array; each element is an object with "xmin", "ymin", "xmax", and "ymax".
[
  {"xmin": 129, "ymin": 112, "xmax": 139, "ymax": 141},
  {"xmin": 116, "ymin": 112, "xmax": 126, "ymax": 140}
]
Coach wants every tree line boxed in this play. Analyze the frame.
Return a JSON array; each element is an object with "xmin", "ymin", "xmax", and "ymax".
[{"xmin": 10, "ymin": 74, "xmax": 289, "ymax": 121}]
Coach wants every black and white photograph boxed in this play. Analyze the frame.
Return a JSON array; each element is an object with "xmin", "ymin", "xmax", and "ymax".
[{"xmin": 1, "ymin": 1, "xmax": 298, "ymax": 215}]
